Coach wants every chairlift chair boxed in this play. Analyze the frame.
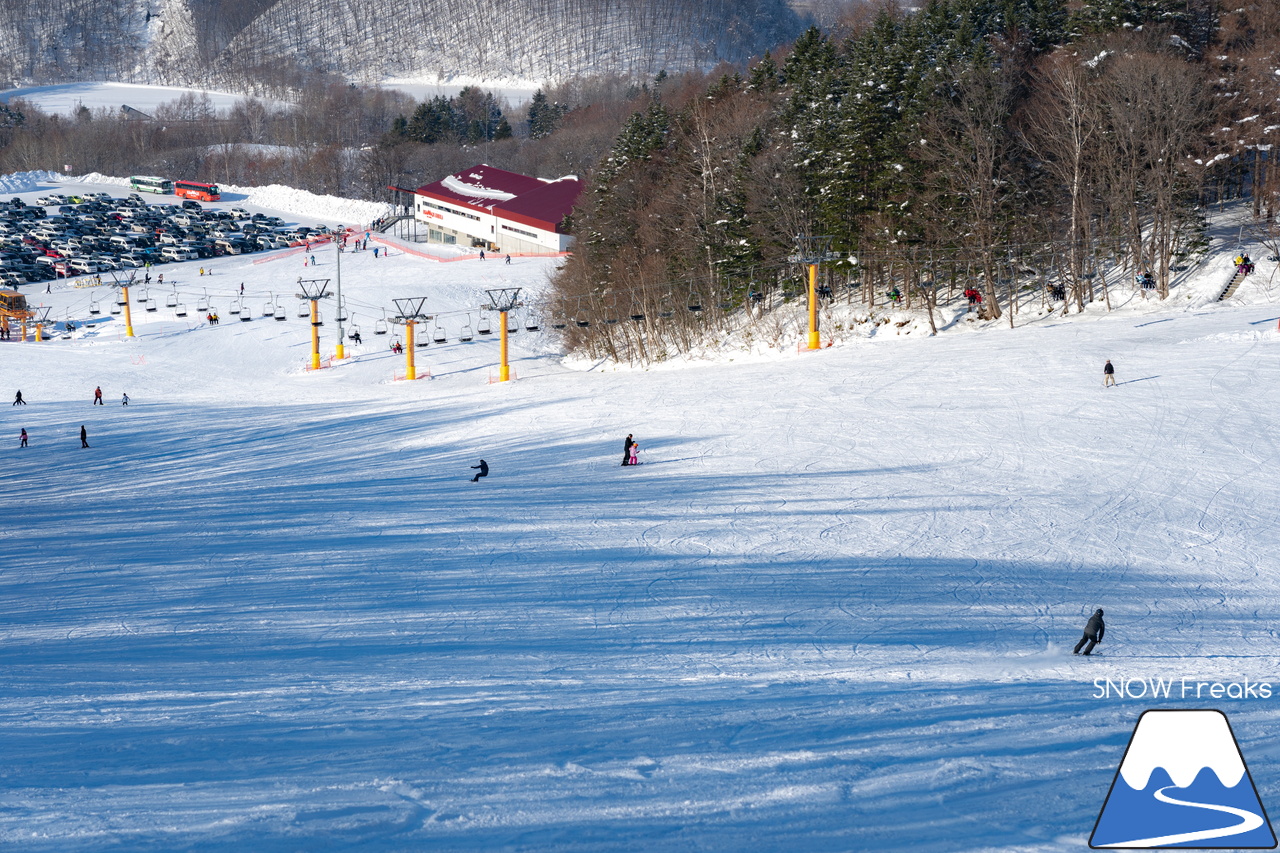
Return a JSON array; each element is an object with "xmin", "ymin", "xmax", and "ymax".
[
  {"xmin": 374, "ymin": 317, "xmax": 389, "ymax": 335},
  {"xmin": 229, "ymin": 299, "xmax": 241, "ymax": 315},
  {"xmin": 262, "ymin": 299, "xmax": 275, "ymax": 318},
  {"xmin": 507, "ymin": 316, "xmax": 519, "ymax": 334},
  {"xmin": 274, "ymin": 305, "xmax": 287, "ymax": 321},
  {"xmin": 239, "ymin": 309, "xmax": 252, "ymax": 322},
  {"xmin": 630, "ymin": 313, "xmax": 645, "ymax": 322},
  {"xmin": 145, "ymin": 298, "xmax": 158, "ymax": 312},
  {"xmin": 576, "ymin": 319, "xmax": 590, "ymax": 328},
  {"xmin": 165, "ymin": 291, "xmax": 178, "ymax": 309},
  {"xmin": 110, "ymin": 302, "xmax": 121, "ymax": 315},
  {"xmin": 347, "ymin": 323, "xmax": 361, "ymax": 340},
  {"xmin": 477, "ymin": 313, "xmax": 492, "ymax": 335},
  {"xmin": 136, "ymin": 287, "xmax": 149, "ymax": 303},
  {"xmin": 197, "ymin": 290, "xmax": 209, "ymax": 312},
  {"xmin": 432, "ymin": 321, "xmax": 446, "ymax": 344},
  {"xmin": 459, "ymin": 316, "xmax": 474, "ymax": 342},
  {"xmin": 336, "ymin": 307, "xmax": 348, "ymax": 323},
  {"xmin": 551, "ymin": 321, "xmax": 567, "ymax": 330},
  {"xmin": 525, "ymin": 317, "xmax": 541, "ymax": 331},
  {"xmin": 314, "ymin": 310, "xmax": 323, "ymax": 326},
  {"xmin": 175, "ymin": 303, "xmax": 187, "ymax": 318},
  {"xmin": 297, "ymin": 301, "xmax": 309, "ymax": 318},
  {"xmin": 89, "ymin": 295, "xmax": 101, "ymax": 315}
]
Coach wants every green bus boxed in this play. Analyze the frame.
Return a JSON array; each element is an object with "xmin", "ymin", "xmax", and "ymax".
[{"xmin": 130, "ymin": 176, "xmax": 174, "ymax": 194}]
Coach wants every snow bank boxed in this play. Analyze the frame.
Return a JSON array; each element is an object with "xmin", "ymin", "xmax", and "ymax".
[{"xmin": 0, "ymin": 170, "xmax": 62, "ymax": 192}]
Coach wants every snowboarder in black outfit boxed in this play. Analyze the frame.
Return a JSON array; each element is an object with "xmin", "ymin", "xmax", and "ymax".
[
  {"xmin": 13, "ymin": 390, "xmax": 24, "ymax": 405},
  {"xmin": 471, "ymin": 459, "xmax": 489, "ymax": 482},
  {"xmin": 1073, "ymin": 609, "xmax": 1105, "ymax": 655},
  {"xmin": 1104, "ymin": 360, "xmax": 1116, "ymax": 387},
  {"xmin": 622, "ymin": 434, "xmax": 635, "ymax": 466},
  {"xmin": 80, "ymin": 425, "xmax": 89, "ymax": 448}
]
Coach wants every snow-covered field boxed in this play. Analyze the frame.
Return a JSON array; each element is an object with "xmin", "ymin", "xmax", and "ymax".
[
  {"xmin": 0, "ymin": 81, "xmax": 536, "ymax": 116},
  {"xmin": 4, "ymin": 172, "xmax": 1280, "ymax": 851},
  {"xmin": 0, "ymin": 83, "xmax": 277, "ymax": 116}
]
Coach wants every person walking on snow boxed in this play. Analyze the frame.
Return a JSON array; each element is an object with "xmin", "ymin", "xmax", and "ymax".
[
  {"xmin": 20, "ymin": 428, "xmax": 27, "ymax": 447},
  {"xmin": 1104, "ymin": 359, "xmax": 1116, "ymax": 387},
  {"xmin": 622, "ymin": 434, "xmax": 635, "ymax": 466},
  {"xmin": 505, "ymin": 254, "xmax": 511, "ymax": 265},
  {"xmin": 1074, "ymin": 609, "xmax": 1105, "ymax": 655},
  {"xmin": 80, "ymin": 425, "xmax": 89, "ymax": 448},
  {"xmin": 93, "ymin": 386, "xmax": 103, "ymax": 405},
  {"xmin": 479, "ymin": 249, "xmax": 485, "ymax": 260},
  {"xmin": 471, "ymin": 459, "xmax": 489, "ymax": 482},
  {"xmin": 13, "ymin": 390, "xmax": 24, "ymax": 405}
]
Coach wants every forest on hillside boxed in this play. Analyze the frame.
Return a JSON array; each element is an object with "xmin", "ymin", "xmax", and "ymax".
[
  {"xmin": 0, "ymin": 0, "xmax": 805, "ymax": 91},
  {"xmin": 547, "ymin": 0, "xmax": 1280, "ymax": 361}
]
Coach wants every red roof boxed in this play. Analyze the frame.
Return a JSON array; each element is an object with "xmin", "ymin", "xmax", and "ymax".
[{"xmin": 415, "ymin": 164, "xmax": 583, "ymax": 234}]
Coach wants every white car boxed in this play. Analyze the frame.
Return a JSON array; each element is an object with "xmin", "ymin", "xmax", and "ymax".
[{"xmin": 161, "ymin": 246, "xmax": 197, "ymax": 261}]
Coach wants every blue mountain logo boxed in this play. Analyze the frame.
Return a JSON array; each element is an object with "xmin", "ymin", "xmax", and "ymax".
[{"xmin": 1091, "ymin": 710, "xmax": 1276, "ymax": 848}]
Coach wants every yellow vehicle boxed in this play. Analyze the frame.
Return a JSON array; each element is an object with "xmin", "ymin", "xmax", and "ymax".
[
  {"xmin": 0, "ymin": 289, "xmax": 29, "ymax": 319},
  {"xmin": 0, "ymin": 289, "xmax": 32, "ymax": 334}
]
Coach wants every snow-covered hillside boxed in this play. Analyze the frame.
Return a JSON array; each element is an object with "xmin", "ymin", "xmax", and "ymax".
[
  {"xmin": 4, "ymin": 172, "xmax": 1280, "ymax": 851},
  {"xmin": 0, "ymin": 0, "xmax": 804, "ymax": 91}
]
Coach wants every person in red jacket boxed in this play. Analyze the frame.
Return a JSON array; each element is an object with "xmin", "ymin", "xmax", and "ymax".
[{"xmin": 93, "ymin": 386, "xmax": 103, "ymax": 405}]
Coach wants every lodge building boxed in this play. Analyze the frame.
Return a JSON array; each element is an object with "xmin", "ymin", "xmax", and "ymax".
[{"xmin": 401, "ymin": 164, "xmax": 583, "ymax": 255}]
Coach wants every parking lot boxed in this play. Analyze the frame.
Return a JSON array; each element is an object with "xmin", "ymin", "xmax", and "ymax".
[{"xmin": 0, "ymin": 190, "xmax": 332, "ymax": 288}]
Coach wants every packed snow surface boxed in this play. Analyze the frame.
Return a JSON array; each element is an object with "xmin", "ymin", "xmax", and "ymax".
[
  {"xmin": 0, "ymin": 83, "xmax": 282, "ymax": 115},
  {"xmin": 4, "ymin": 174, "xmax": 1280, "ymax": 851}
]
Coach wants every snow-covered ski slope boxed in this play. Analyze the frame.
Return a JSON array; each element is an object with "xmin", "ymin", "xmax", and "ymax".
[{"xmin": 5, "ymin": 173, "xmax": 1280, "ymax": 851}]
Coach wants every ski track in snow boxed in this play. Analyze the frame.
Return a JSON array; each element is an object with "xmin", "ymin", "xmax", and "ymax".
[{"xmin": 2, "ymin": 178, "xmax": 1280, "ymax": 850}]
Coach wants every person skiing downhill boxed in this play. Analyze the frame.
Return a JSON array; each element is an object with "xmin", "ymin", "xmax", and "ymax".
[
  {"xmin": 1074, "ymin": 609, "xmax": 1105, "ymax": 655},
  {"xmin": 1104, "ymin": 360, "xmax": 1116, "ymax": 387},
  {"xmin": 471, "ymin": 459, "xmax": 489, "ymax": 482}
]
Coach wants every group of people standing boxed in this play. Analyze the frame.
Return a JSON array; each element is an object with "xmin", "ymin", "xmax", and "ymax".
[{"xmin": 13, "ymin": 386, "xmax": 129, "ymax": 449}]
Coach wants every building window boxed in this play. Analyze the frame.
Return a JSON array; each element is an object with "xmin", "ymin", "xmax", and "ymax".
[
  {"xmin": 500, "ymin": 223, "xmax": 539, "ymax": 239},
  {"xmin": 423, "ymin": 200, "xmax": 480, "ymax": 222}
]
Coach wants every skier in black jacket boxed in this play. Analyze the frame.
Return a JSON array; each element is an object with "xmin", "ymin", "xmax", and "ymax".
[
  {"xmin": 471, "ymin": 459, "xmax": 488, "ymax": 482},
  {"xmin": 622, "ymin": 434, "xmax": 634, "ymax": 466},
  {"xmin": 1074, "ymin": 609, "xmax": 1105, "ymax": 655}
]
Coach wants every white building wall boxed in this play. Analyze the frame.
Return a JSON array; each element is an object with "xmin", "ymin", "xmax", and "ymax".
[
  {"xmin": 414, "ymin": 196, "xmax": 495, "ymax": 246},
  {"xmin": 413, "ymin": 194, "xmax": 574, "ymax": 253}
]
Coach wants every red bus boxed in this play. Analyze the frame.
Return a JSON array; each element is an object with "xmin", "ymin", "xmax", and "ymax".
[{"xmin": 173, "ymin": 180, "xmax": 221, "ymax": 202}]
